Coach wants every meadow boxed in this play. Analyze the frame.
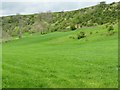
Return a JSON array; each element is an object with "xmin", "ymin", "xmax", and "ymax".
[{"xmin": 2, "ymin": 25, "xmax": 118, "ymax": 88}]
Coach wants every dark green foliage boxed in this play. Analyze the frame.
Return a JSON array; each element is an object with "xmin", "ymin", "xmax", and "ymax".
[
  {"xmin": 96, "ymin": 31, "xmax": 98, "ymax": 33},
  {"xmin": 77, "ymin": 31, "xmax": 86, "ymax": 39},
  {"xmin": 90, "ymin": 32, "xmax": 93, "ymax": 35},
  {"xmin": 70, "ymin": 24, "xmax": 76, "ymax": 30},
  {"xmin": 108, "ymin": 25, "xmax": 114, "ymax": 31},
  {"xmin": 106, "ymin": 24, "xmax": 109, "ymax": 28},
  {"xmin": 107, "ymin": 25, "xmax": 115, "ymax": 36},
  {"xmin": 69, "ymin": 36, "xmax": 75, "ymax": 39}
]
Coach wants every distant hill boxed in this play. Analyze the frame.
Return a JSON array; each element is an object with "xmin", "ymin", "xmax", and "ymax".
[{"xmin": 1, "ymin": 1, "xmax": 119, "ymax": 39}]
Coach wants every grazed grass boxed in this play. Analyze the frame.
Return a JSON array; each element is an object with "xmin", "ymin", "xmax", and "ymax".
[{"xmin": 2, "ymin": 25, "xmax": 118, "ymax": 88}]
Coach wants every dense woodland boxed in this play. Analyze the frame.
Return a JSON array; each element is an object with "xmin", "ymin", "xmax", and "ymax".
[{"xmin": 1, "ymin": 2, "xmax": 119, "ymax": 40}]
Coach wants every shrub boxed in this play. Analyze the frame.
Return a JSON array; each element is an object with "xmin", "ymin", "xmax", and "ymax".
[
  {"xmin": 80, "ymin": 25, "xmax": 82, "ymax": 28},
  {"xmin": 108, "ymin": 25, "xmax": 114, "ymax": 32},
  {"xmin": 41, "ymin": 32, "xmax": 47, "ymax": 35},
  {"xmin": 70, "ymin": 24, "xmax": 76, "ymax": 30},
  {"xmin": 69, "ymin": 36, "xmax": 75, "ymax": 39},
  {"xmin": 96, "ymin": 31, "xmax": 98, "ymax": 33},
  {"xmin": 106, "ymin": 25, "xmax": 115, "ymax": 36},
  {"xmin": 106, "ymin": 24, "xmax": 109, "ymax": 28},
  {"xmin": 90, "ymin": 32, "xmax": 92, "ymax": 35},
  {"xmin": 77, "ymin": 31, "xmax": 86, "ymax": 39}
]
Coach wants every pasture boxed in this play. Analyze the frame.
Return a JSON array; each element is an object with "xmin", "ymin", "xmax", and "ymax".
[{"xmin": 2, "ymin": 25, "xmax": 118, "ymax": 88}]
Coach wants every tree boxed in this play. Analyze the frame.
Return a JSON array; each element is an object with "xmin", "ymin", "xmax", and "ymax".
[
  {"xmin": 2, "ymin": 30, "xmax": 11, "ymax": 42},
  {"xmin": 33, "ymin": 13, "xmax": 47, "ymax": 34},
  {"xmin": 15, "ymin": 13, "xmax": 25, "ymax": 38},
  {"xmin": 34, "ymin": 11, "xmax": 53, "ymax": 33}
]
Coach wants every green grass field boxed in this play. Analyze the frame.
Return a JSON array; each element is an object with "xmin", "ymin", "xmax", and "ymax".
[{"xmin": 2, "ymin": 25, "xmax": 118, "ymax": 88}]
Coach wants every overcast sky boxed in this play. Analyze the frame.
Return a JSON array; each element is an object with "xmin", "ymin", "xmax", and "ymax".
[{"xmin": 0, "ymin": 0, "xmax": 119, "ymax": 16}]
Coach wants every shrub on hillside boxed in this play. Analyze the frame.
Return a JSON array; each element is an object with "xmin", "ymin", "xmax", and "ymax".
[
  {"xmin": 90, "ymin": 32, "xmax": 93, "ymax": 35},
  {"xmin": 107, "ymin": 25, "xmax": 115, "ymax": 36},
  {"xmin": 108, "ymin": 25, "xmax": 114, "ymax": 32},
  {"xmin": 77, "ymin": 31, "xmax": 86, "ymax": 39},
  {"xmin": 106, "ymin": 24, "xmax": 109, "ymax": 28},
  {"xmin": 69, "ymin": 36, "xmax": 75, "ymax": 39},
  {"xmin": 70, "ymin": 24, "xmax": 76, "ymax": 30},
  {"xmin": 96, "ymin": 31, "xmax": 98, "ymax": 33}
]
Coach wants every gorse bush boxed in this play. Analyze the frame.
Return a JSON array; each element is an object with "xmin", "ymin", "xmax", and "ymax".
[{"xmin": 77, "ymin": 31, "xmax": 86, "ymax": 39}]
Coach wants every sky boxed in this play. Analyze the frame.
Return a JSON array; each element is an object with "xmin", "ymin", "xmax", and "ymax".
[{"xmin": 0, "ymin": 0, "xmax": 119, "ymax": 16}]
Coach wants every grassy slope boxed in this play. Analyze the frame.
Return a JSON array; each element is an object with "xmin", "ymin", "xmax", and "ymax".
[{"xmin": 2, "ymin": 25, "xmax": 118, "ymax": 88}]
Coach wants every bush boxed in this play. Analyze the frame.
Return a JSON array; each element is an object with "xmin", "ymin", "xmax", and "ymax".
[
  {"xmin": 106, "ymin": 25, "xmax": 115, "ymax": 36},
  {"xmin": 41, "ymin": 32, "xmax": 47, "ymax": 35},
  {"xmin": 108, "ymin": 25, "xmax": 114, "ymax": 32},
  {"xmin": 105, "ymin": 24, "xmax": 109, "ymax": 28},
  {"xmin": 77, "ymin": 31, "xmax": 86, "ymax": 39},
  {"xmin": 80, "ymin": 25, "xmax": 82, "ymax": 28},
  {"xmin": 70, "ymin": 24, "xmax": 76, "ymax": 30},
  {"xmin": 90, "ymin": 32, "xmax": 92, "ymax": 35},
  {"xmin": 96, "ymin": 31, "xmax": 98, "ymax": 33},
  {"xmin": 69, "ymin": 36, "xmax": 75, "ymax": 39}
]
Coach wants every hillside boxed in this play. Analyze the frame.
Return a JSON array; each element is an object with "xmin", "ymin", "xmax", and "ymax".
[
  {"xmin": 2, "ymin": 25, "xmax": 118, "ymax": 88},
  {"xmin": 1, "ymin": 1, "xmax": 119, "ymax": 88},
  {"xmin": 1, "ymin": 1, "xmax": 119, "ymax": 41}
]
